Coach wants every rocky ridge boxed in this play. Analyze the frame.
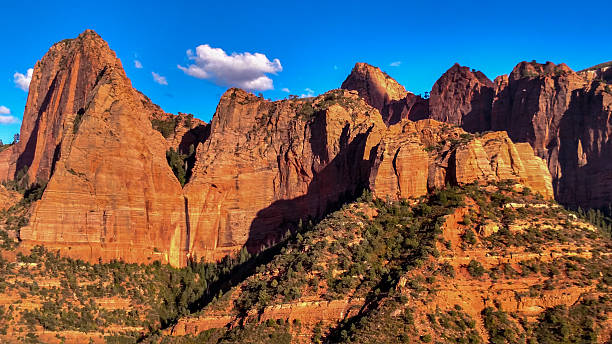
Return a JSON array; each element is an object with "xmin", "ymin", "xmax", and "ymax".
[
  {"xmin": 342, "ymin": 61, "xmax": 612, "ymax": 209},
  {"xmin": 0, "ymin": 31, "xmax": 554, "ymax": 266},
  {"xmin": 0, "ymin": 30, "xmax": 609, "ymax": 344},
  {"xmin": 165, "ymin": 184, "xmax": 611, "ymax": 343}
]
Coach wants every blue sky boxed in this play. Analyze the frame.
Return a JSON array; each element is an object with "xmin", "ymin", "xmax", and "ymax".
[{"xmin": 0, "ymin": 0, "xmax": 610, "ymax": 143}]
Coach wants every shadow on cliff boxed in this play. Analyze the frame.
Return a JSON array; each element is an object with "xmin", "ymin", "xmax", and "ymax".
[
  {"xmin": 244, "ymin": 118, "xmax": 375, "ymax": 253},
  {"xmin": 178, "ymin": 122, "xmax": 211, "ymax": 184},
  {"xmin": 385, "ymin": 95, "xmax": 429, "ymax": 126},
  {"xmin": 460, "ymin": 85, "xmax": 495, "ymax": 133},
  {"xmin": 556, "ymin": 85, "xmax": 612, "ymax": 209},
  {"xmin": 14, "ymin": 74, "xmax": 60, "ymax": 182}
]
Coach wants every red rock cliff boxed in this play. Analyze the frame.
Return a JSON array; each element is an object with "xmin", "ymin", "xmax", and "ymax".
[
  {"xmin": 345, "ymin": 61, "xmax": 612, "ymax": 209},
  {"xmin": 428, "ymin": 63, "xmax": 495, "ymax": 133},
  {"xmin": 16, "ymin": 31, "xmax": 188, "ymax": 266},
  {"xmin": 0, "ymin": 30, "xmax": 123, "ymax": 184},
  {"xmin": 182, "ymin": 89, "xmax": 553, "ymax": 261},
  {"xmin": 341, "ymin": 63, "xmax": 428, "ymax": 125},
  {"xmin": 4, "ymin": 33, "xmax": 557, "ymax": 266},
  {"xmin": 492, "ymin": 61, "xmax": 612, "ymax": 208}
]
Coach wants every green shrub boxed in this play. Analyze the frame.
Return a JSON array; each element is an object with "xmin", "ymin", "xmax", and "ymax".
[
  {"xmin": 462, "ymin": 229, "xmax": 477, "ymax": 245},
  {"xmin": 151, "ymin": 117, "xmax": 178, "ymax": 138},
  {"xmin": 467, "ymin": 260, "xmax": 485, "ymax": 278}
]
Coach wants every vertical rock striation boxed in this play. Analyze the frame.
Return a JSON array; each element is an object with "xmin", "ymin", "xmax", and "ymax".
[
  {"xmin": 12, "ymin": 31, "xmax": 188, "ymax": 266},
  {"xmin": 344, "ymin": 61, "xmax": 612, "ymax": 209},
  {"xmin": 491, "ymin": 61, "xmax": 612, "ymax": 208}
]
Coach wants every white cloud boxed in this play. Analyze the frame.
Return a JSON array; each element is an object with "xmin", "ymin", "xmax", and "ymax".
[
  {"xmin": 134, "ymin": 60, "xmax": 143, "ymax": 69},
  {"xmin": 0, "ymin": 116, "xmax": 19, "ymax": 124},
  {"xmin": 14, "ymin": 68, "xmax": 33, "ymax": 91},
  {"xmin": 0, "ymin": 106, "xmax": 19, "ymax": 124},
  {"xmin": 390, "ymin": 61, "xmax": 401, "ymax": 67},
  {"xmin": 178, "ymin": 44, "xmax": 282, "ymax": 91},
  {"xmin": 152, "ymin": 72, "xmax": 168, "ymax": 85},
  {"xmin": 281, "ymin": 88, "xmax": 290, "ymax": 93},
  {"xmin": 301, "ymin": 88, "xmax": 315, "ymax": 98}
]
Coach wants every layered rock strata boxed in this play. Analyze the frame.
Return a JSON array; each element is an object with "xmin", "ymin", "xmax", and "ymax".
[
  {"xmin": 344, "ymin": 61, "xmax": 612, "ymax": 209},
  {"xmin": 1, "ymin": 31, "xmax": 556, "ymax": 266}
]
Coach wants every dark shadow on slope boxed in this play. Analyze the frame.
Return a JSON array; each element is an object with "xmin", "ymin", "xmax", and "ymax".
[
  {"xmin": 556, "ymin": 85, "xmax": 612, "ymax": 209},
  {"xmin": 179, "ymin": 123, "xmax": 210, "ymax": 184},
  {"xmin": 384, "ymin": 95, "xmax": 429, "ymax": 126},
  {"xmin": 244, "ymin": 121, "xmax": 376, "ymax": 253},
  {"xmin": 460, "ymin": 85, "xmax": 495, "ymax": 133},
  {"xmin": 490, "ymin": 76, "xmax": 541, "ymax": 147},
  {"xmin": 14, "ymin": 74, "xmax": 60, "ymax": 182}
]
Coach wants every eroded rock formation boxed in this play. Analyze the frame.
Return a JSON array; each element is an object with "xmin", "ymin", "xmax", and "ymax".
[
  {"xmin": 341, "ymin": 62, "xmax": 428, "ymax": 124},
  {"xmin": 12, "ymin": 31, "xmax": 188, "ymax": 266},
  {"xmin": 344, "ymin": 61, "xmax": 612, "ymax": 209},
  {"xmin": 429, "ymin": 63, "xmax": 495, "ymax": 132},
  {"xmin": 0, "ymin": 30, "xmax": 124, "ymax": 184},
  {"xmin": 1, "ymin": 31, "xmax": 556, "ymax": 266},
  {"xmin": 491, "ymin": 61, "xmax": 612, "ymax": 208},
  {"xmin": 182, "ymin": 91, "xmax": 552, "ymax": 261}
]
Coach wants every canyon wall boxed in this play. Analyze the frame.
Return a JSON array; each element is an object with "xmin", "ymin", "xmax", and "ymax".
[
  {"xmin": 1, "ymin": 31, "xmax": 555, "ymax": 266},
  {"xmin": 343, "ymin": 61, "xmax": 612, "ymax": 209},
  {"xmin": 11, "ymin": 31, "xmax": 188, "ymax": 266}
]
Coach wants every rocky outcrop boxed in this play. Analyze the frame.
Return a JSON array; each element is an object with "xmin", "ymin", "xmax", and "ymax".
[
  {"xmin": 182, "ymin": 88, "xmax": 553, "ymax": 262},
  {"xmin": 183, "ymin": 89, "xmax": 387, "ymax": 260},
  {"xmin": 150, "ymin": 111, "xmax": 210, "ymax": 155},
  {"xmin": 346, "ymin": 61, "xmax": 612, "ymax": 209},
  {"xmin": 341, "ymin": 63, "xmax": 428, "ymax": 125},
  {"xmin": 0, "ymin": 30, "xmax": 123, "ymax": 185},
  {"xmin": 3, "ymin": 32, "xmax": 556, "ymax": 266},
  {"xmin": 16, "ymin": 31, "xmax": 188, "ymax": 266},
  {"xmin": 428, "ymin": 63, "xmax": 495, "ymax": 132},
  {"xmin": 491, "ymin": 61, "xmax": 612, "ymax": 208},
  {"xmin": 368, "ymin": 121, "xmax": 553, "ymax": 200}
]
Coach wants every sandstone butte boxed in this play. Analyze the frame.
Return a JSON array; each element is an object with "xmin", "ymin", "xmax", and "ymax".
[
  {"xmin": 1, "ymin": 30, "xmax": 552, "ymax": 267},
  {"xmin": 341, "ymin": 61, "xmax": 612, "ymax": 210}
]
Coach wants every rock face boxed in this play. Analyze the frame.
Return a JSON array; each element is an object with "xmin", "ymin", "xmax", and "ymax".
[
  {"xmin": 491, "ymin": 61, "xmax": 612, "ymax": 208},
  {"xmin": 0, "ymin": 185, "xmax": 20, "ymax": 211},
  {"xmin": 182, "ymin": 90, "xmax": 553, "ymax": 261},
  {"xmin": 0, "ymin": 30, "xmax": 124, "ymax": 185},
  {"xmin": 428, "ymin": 63, "xmax": 495, "ymax": 132},
  {"xmin": 1, "ymin": 31, "xmax": 556, "ymax": 266},
  {"xmin": 14, "ymin": 31, "xmax": 188, "ymax": 266},
  {"xmin": 150, "ymin": 111, "xmax": 210, "ymax": 154},
  {"xmin": 183, "ymin": 89, "xmax": 387, "ymax": 260},
  {"xmin": 346, "ymin": 61, "xmax": 612, "ymax": 209},
  {"xmin": 341, "ymin": 63, "xmax": 428, "ymax": 125},
  {"xmin": 368, "ymin": 121, "xmax": 553, "ymax": 200}
]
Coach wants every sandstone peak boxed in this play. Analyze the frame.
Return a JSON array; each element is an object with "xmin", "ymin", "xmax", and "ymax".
[
  {"xmin": 341, "ymin": 62, "xmax": 408, "ymax": 110},
  {"xmin": 0, "ymin": 29, "xmax": 124, "ymax": 184},
  {"xmin": 428, "ymin": 63, "xmax": 495, "ymax": 132},
  {"xmin": 341, "ymin": 62, "xmax": 428, "ymax": 125}
]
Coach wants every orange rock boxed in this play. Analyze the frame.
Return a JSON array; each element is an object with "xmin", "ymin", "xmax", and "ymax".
[
  {"xmin": 0, "ymin": 185, "xmax": 20, "ymax": 211},
  {"xmin": 341, "ymin": 62, "xmax": 428, "ymax": 125},
  {"xmin": 183, "ymin": 89, "xmax": 387, "ymax": 260},
  {"xmin": 4, "ymin": 31, "xmax": 556, "ymax": 266},
  {"xmin": 17, "ymin": 31, "xmax": 188, "ymax": 267},
  {"xmin": 0, "ymin": 30, "xmax": 122, "ymax": 184}
]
